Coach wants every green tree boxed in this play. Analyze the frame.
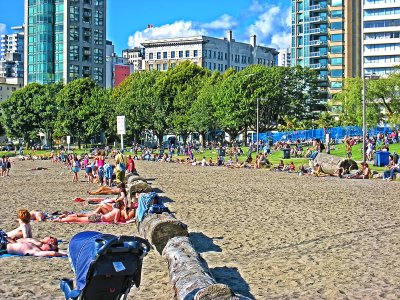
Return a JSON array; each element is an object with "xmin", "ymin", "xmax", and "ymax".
[
  {"xmin": 55, "ymin": 78, "xmax": 99, "ymax": 148},
  {"xmin": 189, "ymin": 71, "xmax": 221, "ymax": 146},
  {"xmin": 333, "ymin": 78, "xmax": 382, "ymax": 127},
  {"xmin": 33, "ymin": 82, "xmax": 64, "ymax": 147},
  {"xmin": 161, "ymin": 61, "xmax": 209, "ymax": 144},
  {"xmin": 1, "ymin": 83, "xmax": 43, "ymax": 146}
]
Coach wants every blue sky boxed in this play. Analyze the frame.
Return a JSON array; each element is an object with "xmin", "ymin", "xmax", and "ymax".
[{"xmin": 0, "ymin": 0, "xmax": 291, "ymax": 54}]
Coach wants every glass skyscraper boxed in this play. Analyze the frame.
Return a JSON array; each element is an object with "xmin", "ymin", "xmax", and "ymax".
[
  {"xmin": 291, "ymin": 0, "xmax": 361, "ymax": 103},
  {"xmin": 24, "ymin": 0, "xmax": 106, "ymax": 86}
]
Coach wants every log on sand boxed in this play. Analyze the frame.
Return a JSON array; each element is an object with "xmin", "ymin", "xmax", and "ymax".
[
  {"xmin": 137, "ymin": 212, "xmax": 188, "ymax": 254},
  {"xmin": 162, "ymin": 236, "xmax": 250, "ymax": 300},
  {"xmin": 314, "ymin": 153, "xmax": 358, "ymax": 175},
  {"xmin": 127, "ymin": 180, "xmax": 153, "ymax": 200}
]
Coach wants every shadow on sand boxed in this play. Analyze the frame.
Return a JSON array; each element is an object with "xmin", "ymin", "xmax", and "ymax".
[
  {"xmin": 189, "ymin": 232, "xmax": 222, "ymax": 253},
  {"xmin": 211, "ymin": 267, "xmax": 255, "ymax": 300}
]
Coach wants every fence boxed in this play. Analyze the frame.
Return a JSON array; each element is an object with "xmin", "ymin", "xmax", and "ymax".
[{"xmin": 257, "ymin": 125, "xmax": 395, "ymax": 144}]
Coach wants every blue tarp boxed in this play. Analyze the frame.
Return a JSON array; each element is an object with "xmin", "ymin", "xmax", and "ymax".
[{"xmin": 257, "ymin": 125, "xmax": 395, "ymax": 144}]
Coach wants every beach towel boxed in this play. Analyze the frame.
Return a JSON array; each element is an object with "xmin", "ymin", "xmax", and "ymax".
[{"xmin": 137, "ymin": 192, "xmax": 158, "ymax": 222}]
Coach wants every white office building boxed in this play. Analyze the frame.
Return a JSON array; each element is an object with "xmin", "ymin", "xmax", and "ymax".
[
  {"xmin": 0, "ymin": 26, "xmax": 24, "ymax": 78},
  {"xmin": 140, "ymin": 31, "xmax": 278, "ymax": 72},
  {"xmin": 276, "ymin": 48, "xmax": 291, "ymax": 67},
  {"xmin": 363, "ymin": 0, "xmax": 400, "ymax": 76},
  {"xmin": 122, "ymin": 47, "xmax": 145, "ymax": 71}
]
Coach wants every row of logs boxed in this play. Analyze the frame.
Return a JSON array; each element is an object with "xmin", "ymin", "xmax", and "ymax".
[{"xmin": 126, "ymin": 173, "xmax": 249, "ymax": 300}]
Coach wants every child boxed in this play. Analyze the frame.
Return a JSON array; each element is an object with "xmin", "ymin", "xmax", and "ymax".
[
  {"xmin": 104, "ymin": 163, "xmax": 113, "ymax": 186},
  {"xmin": 289, "ymin": 162, "xmax": 295, "ymax": 172},
  {"xmin": 7, "ymin": 209, "xmax": 33, "ymax": 239}
]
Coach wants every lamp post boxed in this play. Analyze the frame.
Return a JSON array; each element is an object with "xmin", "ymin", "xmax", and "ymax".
[
  {"xmin": 256, "ymin": 98, "xmax": 268, "ymax": 152},
  {"xmin": 362, "ymin": 73, "xmax": 379, "ymax": 163}
]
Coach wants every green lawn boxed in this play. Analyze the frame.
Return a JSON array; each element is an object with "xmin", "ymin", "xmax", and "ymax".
[{"xmin": 2, "ymin": 142, "xmax": 400, "ymax": 172}]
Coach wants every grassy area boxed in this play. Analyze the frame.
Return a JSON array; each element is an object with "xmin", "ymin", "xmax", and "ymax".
[{"xmin": 2, "ymin": 142, "xmax": 400, "ymax": 172}]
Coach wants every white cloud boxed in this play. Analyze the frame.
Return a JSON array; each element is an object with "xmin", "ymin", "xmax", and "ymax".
[
  {"xmin": 248, "ymin": 0, "xmax": 264, "ymax": 13},
  {"xmin": 0, "ymin": 23, "xmax": 6, "ymax": 35},
  {"xmin": 247, "ymin": 5, "xmax": 291, "ymax": 49},
  {"xmin": 128, "ymin": 20, "xmax": 207, "ymax": 48},
  {"xmin": 203, "ymin": 14, "xmax": 238, "ymax": 30}
]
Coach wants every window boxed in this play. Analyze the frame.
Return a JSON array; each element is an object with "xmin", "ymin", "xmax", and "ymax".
[
  {"xmin": 93, "ymin": 67, "xmax": 103, "ymax": 83},
  {"xmin": 330, "ymin": 10, "xmax": 343, "ymax": 18},
  {"xmin": 69, "ymin": 45, "xmax": 79, "ymax": 61},
  {"xmin": 163, "ymin": 52, "xmax": 167, "ymax": 59},
  {"xmin": 69, "ymin": 64, "xmax": 79, "ymax": 78},
  {"xmin": 331, "ymin": 0, "xmax": 343, "ymax": 6},
  {"xmin": 157, "ymin": 52, "xmax": 161, "ymax": 59},
  {"xmin": 171, "ymin": 51, "xmax": 175, "ymax": 58},
  {"xmin": 149, "ymin": 64, "xmax": 154, "ymax": 70},
  {"xmin": 94, "ymin": 10, "xmax": 103, "ymax": 26},
  {"xmin": 330, "ymin": 81, "xmax": 343, "ymax": 89},
  {"xmin": 330, "ymin": 57, "xmax": 343, "ymax": 65},
  {"xmin": 330, "ymin": 69, "xmax": 343, "ymax": 77},
  {"xmin": 82, "ymin": 66, "xmax": 91, "ymax": 77},
  {"xmin": 70, "ymin": 26, "xmax": 79, "ymax": 41},
  {"xmin": 157, "ymin": 64, "xmax": 161, "ymax": 71},
  {"xmin": 149, "ymin": 53, "xmax": 153, "ymax": 59},
  {"xmin": 69, "ymin": 6, "xmax": 79, "ymax": 22},
  {"xmin": 163, "ymin": 63, "xmax": 168, "ymax": 70},
  {"xmin": 330, "ymin": 45, "xmax": 343, "ymax": 54},
  {"xmin": 179, "ymin": 51, "xmax": 183, "ymax": 58},
  {"xmin": 94, "ymin": 29, "xmax": 103, "ymax": 45},
  {"xmin": 330, "ymin": 22, "xmax": 343, "ymax": 30},
  {"xmin": 185, "ymin": 50, "xmax": 190, "ymax": 58},
  {"xmin": 94, "ymin": 48, "xmax": 103, "ymax": 64},
  {"xmin": 194, "ymin": 50, "xmax": 198, "ymax": 57},
  {"xmin": 331, "ymin": 34, "xmax": 344, "ymax": 42},
  {"xmin": 95, "ymin": 0, "xmax": 104, "ymax": 6}
]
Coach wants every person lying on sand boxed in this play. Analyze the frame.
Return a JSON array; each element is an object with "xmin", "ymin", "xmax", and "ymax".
[
  {"xmin": 29, "ymin": 167, "xmax": 48, "ymax": 171},
  {"xmin": 7, "ymin": 209, "xmax": 33, "ymax": 240},
  {"xmin": 1, "ymin": 235, "xmax": 67, "ymax": 257},
  {"xmin": 88, "ymin": 185, "xmax": 120, "ymax": 195},
  {"xmin": 52, "ymin": 200, "xmax": 132, "ymax": 223}
]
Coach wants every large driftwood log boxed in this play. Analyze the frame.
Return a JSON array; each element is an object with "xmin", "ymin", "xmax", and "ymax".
[
  {"xmin": 138, "ymin": 213, "xmax": 188, "ymax": 254},
  {"xmin": 127, "ymin": 180, "xmax": 153, "ymax": 200},
  {"xmin": 162, "ymin": 236, "xmax": 249, "ymax": 300},
  {"xmin": 127, "ymin": 174, "xmax": 147, "ymax": 185},
  {"xmin": 314, "ymin": 153, "xmax": 358, "ymax": 175}
]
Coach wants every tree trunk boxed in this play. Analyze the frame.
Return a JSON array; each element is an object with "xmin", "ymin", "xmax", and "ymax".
[
  {"xmin": 137, "ymin": 213, "xmax": 188, "ymax": 254},
  {"xmin": 200, "ymin": 132, "xmax": 205, "ymax": 147},
  {"xmin": 78, "ymin": 136, "xmax": 81, "ymax": 149},
  {"xmin": 243, "ymin": 126, "xmax": 248, "ymax": 146},
  {"xmin": 162, "ymin": 236, "xmax": 249, "ymax": 300},
  {"xmin": 157, "ymin": 132, "xmax": 164, "ymax": 148}
]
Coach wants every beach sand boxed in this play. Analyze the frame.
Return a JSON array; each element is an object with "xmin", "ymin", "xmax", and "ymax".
[{"xmin": 0, "ymin": 159, "xmax": 400, "ymax": 299}]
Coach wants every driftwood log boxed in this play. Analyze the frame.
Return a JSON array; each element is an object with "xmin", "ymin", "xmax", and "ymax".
[
  {"xmin": 127, "ymin": 180, "xmax": 153, "ymax": 200},
  {"xmin": 127, "ymin": 174, "xmax": 147, "ymax": 185},
  {"xmin": 138, "ymin": 213, "xmax": 188, "ymax": 254},
  {"xmin": 162, "ymin": 236, "xmax": 249, "ymax": 300},
  {"xmin": 314, "ymin": 153, "xmax": 358, "ymax": 175}
]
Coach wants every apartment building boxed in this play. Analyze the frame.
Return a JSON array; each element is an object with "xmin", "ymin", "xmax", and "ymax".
[
  {"xmin": 0, "ymin": 26, "xmax": 24, "ymax": 78},
  {"xmin": 105, "ymin": 40, "xmax": 134, "ymax": 88},
  {"xmin": 291, "ymin": 0, "xmax": 361, "ymax": 102},
  {"xmin": 0, "ymin": 77, "xmax": 24, "ymax": 102},
  {"xmin": 363, "ymin": 0, "xmax": 400, "ymax": 77},
  {"xmin": 24, "ymin": 0, "xmax": 107, "ymax": 86},
  {"xmin": 277, "ymin": 48, "xmax": 291, "ymax": 67},
  {"xmin": 140, "ymin": 31, "xmax": 278, "ymax": 72},
  {"xmin": 122, "ymin": 47, "xmax": 145, "ymax": 71}
]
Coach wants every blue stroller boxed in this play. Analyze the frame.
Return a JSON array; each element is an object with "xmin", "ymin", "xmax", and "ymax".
[{"xmin": 60, "ymin": 231, "xmax": 151, "ymax": 300}]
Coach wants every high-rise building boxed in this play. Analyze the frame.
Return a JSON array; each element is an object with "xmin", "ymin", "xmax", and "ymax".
[
  {"xmin": 291, "ymin": 0, "xmax": 361, "ymax": 102},
  {"xmin": 362, "ymin": 0, "xmax": 400, "ymax": 77},
  {"xmin": 24, "ymin": 0, "xmax": 106, "ymax": 86},
  {"xmin": 0, "ymin": 26, "xmax": 24, "ymax": 78},
  {"xmin": 141, "ymin": 31, "xmax": 278, "ymax": 73},
  {"xmin": 277, "ymin": 48, "xmax": 291, "ymax": 67}
]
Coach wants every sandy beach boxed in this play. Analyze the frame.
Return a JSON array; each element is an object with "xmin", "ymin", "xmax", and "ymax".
[{"xmin": 1, "ymin": 159, "xmax": 400, "ymax": 299}]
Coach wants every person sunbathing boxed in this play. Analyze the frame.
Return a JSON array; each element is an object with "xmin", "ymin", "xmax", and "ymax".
[
  {"xmin": 7, "ymin": 209, "xmax": 33, "ymax": 240},
  {"xmin": 3, "ymin": 236, "xmax": 67, "ymax": 257},
  {"xmin": 53, "ymin": 200, "xmax": 127, "ymax": 223},
  {"xmin": 348, "ymin": 162, "xmax": 371, "ymax": 179},
  {"xmin": 88, "ymin": 186, "xmax": 119, "ymax": 195}
]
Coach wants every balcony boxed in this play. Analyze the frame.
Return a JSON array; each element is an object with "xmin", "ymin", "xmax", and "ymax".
[
  {"xmin": 309, "ymin": 4, "xmax": 327, "ymax": 11},
  {"xmin": 309, "ymin": 16, "xmax": 327, "ymax": 23},
  {"xmin": 309, "ymin": 28, "xmax": 327, "ymax": 34},
  {"xmin": 309, "ymin": 40, "xmax": 327, "ymax": 46},
  {"xmin": 317, "ymin": 75, "xmax": 328, "ymax": 80},
  {"xmin": 310, "ymin": 63, "xmax": 327, "ymax": 69}
]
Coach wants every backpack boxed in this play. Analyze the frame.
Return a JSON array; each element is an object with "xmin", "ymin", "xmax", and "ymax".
[{"xmin": 118, "ymin": 155, "xmax": 126, "ymax": 171}]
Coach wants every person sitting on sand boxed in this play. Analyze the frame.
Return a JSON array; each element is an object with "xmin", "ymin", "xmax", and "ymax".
[
  {"xmin": 1, "ymin": 235, "xmax": 67, "ymax": 257},
  {"xmin": 348, "ymin": 162, "xmax": 371, "ymax": 179},
  {"xmin": 274, "ymin": 160, "xmax": 285, "ymax": 171},
  {"xmin": 7, "ymin": 209, "xmax": 33, "ymax": 240},
  {"xmin": 53, "ymin": 199, "xmax": 126, "ymax": 223},
  {"xmin": 289, "ymin": 162, "xmax": 296, "ymax": 172}
]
